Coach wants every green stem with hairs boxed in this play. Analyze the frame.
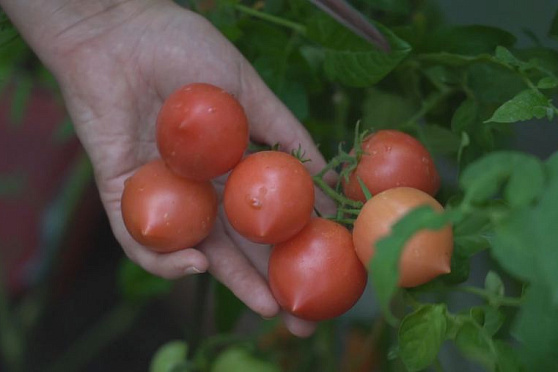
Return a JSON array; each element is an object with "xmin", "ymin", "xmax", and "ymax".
[{"xmin": 234, "ymin": 4, "xmax": 306, "ymax": 34}]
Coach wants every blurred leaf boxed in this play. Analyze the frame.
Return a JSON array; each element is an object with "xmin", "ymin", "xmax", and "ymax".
[
  {"xmin": 118, "ymin": 258, "xmax": 173, "ymax": 303},
  {"xmin": 368, "ymin": 0, "xmax": 411, "ymax": 15},
  {"xmin": 52, "ymin": 117, "xmax": 75, "ymax": 144},
  {"xmin": 307, "ymin": 14, "xmax": 411, "ymax": 87},
  {"xmin": 494, "ymin": 46, "xmax": 533, "ymax": 71},
  {"xmin": 214, "ymin": 280, "xmax": 247, "ymax": 333},
  {"xmin": 10, "ymin": 76, "xmax": 33, "ymax": 126},
  {"xmin": 513, "ymin": 283, "xmax": 558, "ymax": 371},
  {"xmin": 150, "ymin": 340, "xmax": 189, "ymax": 372},
  {"xmin": 549, "ymin": 6, "xmax": 558, "ymax": 40},
  {"xmin": 467, "ymin": 63, "xmax": 525, "ymax": 105},
  {"xmin": 484, "ymin": 271, "xmax": 504, "ymax": 298},
  {"xmin": 210, "ymin": 346, "xmax": 280, "ymax": 372},
  {"xmin": 537, "ymin": 76, "xmax": 558, "ymax": 89},
  {"xmin": 482, "ymin": 307, "xmax": 505, "ymax": 337},
  {"xmin": 460, "ymin": 151, "xmax": 545, "ymax": 208},
  {"xmin": 425, "ymin": 25, "xmax": 516, "ymax": 55},
  {"xmin": 454, "ymin": 320, "xmax": 496, "ymax": 370},
  {"xmin": 361, "ymin": 88, "xmax": 416, "ymax": 130},
  {"xmin": 417, "ymin": 124, "xmax": 461, "ymax": 155},
  {"xmin": 398, "ymin": 304, "xmax": 447, "ymax": 371}
]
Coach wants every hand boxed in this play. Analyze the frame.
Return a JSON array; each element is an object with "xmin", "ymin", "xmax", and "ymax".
[{"xmin": 39, "ymin": 0, "xmax": 332, "ymax": 336}]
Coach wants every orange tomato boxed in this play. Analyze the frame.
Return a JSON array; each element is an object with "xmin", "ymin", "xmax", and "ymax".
[{"xmin": 352, "ymin": 187, "xmax": 453, "ymax": 287}]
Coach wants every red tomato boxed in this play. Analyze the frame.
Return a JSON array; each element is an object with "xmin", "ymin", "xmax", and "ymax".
[
  {"xmin": 156, "ymin": 83, "xmax": 249, "ymax": 181},
  {"xmin": 121, "ymin": 159, "xmax": 218, "ymax": 252},
  {"xmin": 223, "ymin": 151, "xmax": 314, "ymax": 244},
  {"xmin": 352, "ymin": 187, "xmax": 453, "ymax": 288},
  {"xmin": 343, "ymin": 130, "xmax": 440, "ymax": 202},
  {"xmin": 268, "ymin": 218, "xmax": 367, "ymax": 321}
]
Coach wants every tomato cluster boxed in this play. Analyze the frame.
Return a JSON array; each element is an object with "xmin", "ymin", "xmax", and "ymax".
[{"xmin": 120, "ymin": 82, "xmax": 453, "ymax": 323}]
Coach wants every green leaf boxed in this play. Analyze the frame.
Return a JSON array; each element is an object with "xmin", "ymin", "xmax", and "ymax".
[
  {"xmin": 150, "ymin": 340, "xmax": 189, "ymax": 372},
  {"xmin": 361, "ymin": 88, "xmax": 417, "ymax": 130},
  {"xmin": 118, "ymin": 258, "xmax": 174, "ymax": 303},
  {"xmin": 214, "ymin": 280, "xmax": 247, "ymax": 333},
  {"xmin": 370, "ymin": 207, "xmax": 458, "ymax": 322},
  {"xmin": 467, "ymin": 63, "xmax": 526, "ymax": 104},
  {"xmin": 512, "ymin": 283, "xmax": 558, "ymax": 371},
  {"xmin": 494, "ymin": 46, "xmax": 532, "ymax": 71},
  {"xmin": 425, "ymin": 25, "xmax": 516, "ymax": 55},
  {"xmin": 307, "ymin": 14, "xmax": 411, "ymax": 87},
  {"xmin": 398, "ymin": 304, "xmax": 447, "ymax": 371},
  {"xmin": 451, "ymin": 99, "xmax": 479, "ymax": 134},
  {"xmin": 485, "ymin": 89, "xmax": 552, "ymax": 123},
  {"xmin": 417, "ymin": 124, "xmax": 462, "ymax": 155},
  {"xmin": 460, "ymin": 151, "xmax": 545, "ymax": 208},
  {"xmin": 494, "ymin": 341, "xmax": 525, "ymax": 372},
  {"xmin": 537, "ymin": 76, "xmax": 558, "ymax": 89},
  {"xmin": 484, "ymin": 271, "xmax": 504, "ymax": 298},
  {"xmin": 454, "ymin": 320, "xmax": 496, "ymax": 370},
  {"xmin": 210, "ymin": 346, "xmax": 280, "ymax": 372}
]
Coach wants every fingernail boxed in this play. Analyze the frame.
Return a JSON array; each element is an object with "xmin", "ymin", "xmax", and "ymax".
[{"xmin": 184, "ymin": 266, "xmax": 204, "ymax": 275}]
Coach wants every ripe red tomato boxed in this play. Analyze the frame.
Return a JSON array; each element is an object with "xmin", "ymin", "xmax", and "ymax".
[
  {"xmin": 223, "ymin": 151, "xmax": 315, "ymax": 244},
  {"xmin": 268, "ymin": 218, "xmax": 367, "ymax": 321},
  {"xmin": 121, "ymin": 159, "xmax": 218, "ymax": 253},
  {"xmin": 156, "ymin": 83, "xmax": 249, "ymax": 181},
  {"xmin": 352, "ymin": 187, "xmax": 453, "ymax": 288},
  {"xmin": 343, "ymin": 130, "xmax": 440, "ymax": 202}
]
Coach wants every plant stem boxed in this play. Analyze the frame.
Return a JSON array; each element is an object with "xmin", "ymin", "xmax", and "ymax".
[
  {"xmin": 313, "ymin": 175, "xmax": 362, "ymax": 208},
  {"xmin": 456, "ymin": 286, "xmax": 523, "ymax": 307},
  {"xmin": 48, "ymin": 301, "xmax": 140, "ymax": 372},
  {"xmin": 234, "ymin": 4, "xmax": 306, "ymax": 34}
]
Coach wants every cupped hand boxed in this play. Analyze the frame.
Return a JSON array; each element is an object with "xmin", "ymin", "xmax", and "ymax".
[{"xmin": 43, "ymin": 0, "xmax": 331, "ymax": 336}]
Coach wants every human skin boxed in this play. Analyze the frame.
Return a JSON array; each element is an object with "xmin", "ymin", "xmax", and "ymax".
[{"xmin": 0, "ymin": 0, "xmax": 333, "ymax": 337}]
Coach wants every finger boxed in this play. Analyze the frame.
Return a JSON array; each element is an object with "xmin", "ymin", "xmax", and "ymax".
[
  {"xmin": 111, "ymin": 221, "xmax": 210, "ymax": 279},
  {"xmin": 238, "ymin": 63, "xmax": 327, "ymax": 175},
  {"xmin": 281, "ymin": 312, "xmax": 317, "ymax": 338},
  {"xmin": 198, "ymin": 218, "xmax": 280, "ymax": 318}
]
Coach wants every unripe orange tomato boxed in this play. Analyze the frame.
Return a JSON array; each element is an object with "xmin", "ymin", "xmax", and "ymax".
[{"xmin": 352, "ymin": 187, "xmax": 452, "ymax": 288}]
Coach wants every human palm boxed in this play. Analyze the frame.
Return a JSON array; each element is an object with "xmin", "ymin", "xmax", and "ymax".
[{"xmin": 45, "ymin": 1, "xmax": 328, "ymax": 336}]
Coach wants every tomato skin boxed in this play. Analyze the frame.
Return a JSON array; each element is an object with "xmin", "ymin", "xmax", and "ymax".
[
  {"xmin": 269, "ymin": 218, "xmax": 367, "ymax": 321},
  {"xmin": 352, "ymin": 187, "xmax": 453, "ymax": 288},
  {"xmin": 223, "ymin": 151, "xmax": 315, "ymax": 244},
  {"xmin": 121, "ymin": 159, "xmax": 218, "ymax": 252},
  {"xmin": 156, "ymin": 83, "xmax": 249, "ymax": 181},
  {"xmin": 343, "ymin": 130, "xmax": 440, "ymax": 202}
]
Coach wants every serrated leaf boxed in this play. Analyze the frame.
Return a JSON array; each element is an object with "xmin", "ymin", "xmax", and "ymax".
[
  {"xmin": 307, "ymin": 14, "xmax": 411, "ymax": 87},
  {"xmin": 398, "ymin": 304, "xmax": 447, "ymax": 371},
  {"xmin": 485, "ymin": 89, "xmax": 551, "ymax": 123},
  {"xmin": 494, "ymin": 46, "xmax": 532, "ymax": 71},
  {"xmin": 370, "ymin": 207, "xmax": 458, "ymax": 322},
  {"xmin": 118, "ymin": 258, "xmax": 173, "ymax": 302},
  {"xmin": 150, "ymin": 340, "xmax": 188, "ymax": 372},
  {"xmin": 512, "ymin": 284, "xmax": 558, "ymax": 372}
]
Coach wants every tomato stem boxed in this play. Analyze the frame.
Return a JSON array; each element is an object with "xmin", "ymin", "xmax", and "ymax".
[
  {"xmin": 456, "ymin": 286, "xmax": 523, "ymax": 307},
  {"xmin": 234, "ymin": 4, "xmax": 306, "ymax": 34},
  {"xmin": 313, "ymin": 175, "xmax": 362, "ymax": 209}
]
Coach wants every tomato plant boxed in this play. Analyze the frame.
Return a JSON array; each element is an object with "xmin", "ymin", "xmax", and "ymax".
[
  {"xmin": 223, "ymin": 151, "xmax": 315, "ymax": 244},
  {"xmin": 268, "ymin": 218, "xmax": 367, "ymax": 321},
  {"xmin": 121, "ymin": 159, "xmax": 218, "ymax": 252},
  {"xmin": 343, "ymin": 130, "xmax": 440, "ymax": 202},
  {"xmin": 156, "ymin": 83, "xmax": 249, "ymax": 181},
  {"xmin": 352, "ymin": 187, "xmax": 453, "ymax": 288}
]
